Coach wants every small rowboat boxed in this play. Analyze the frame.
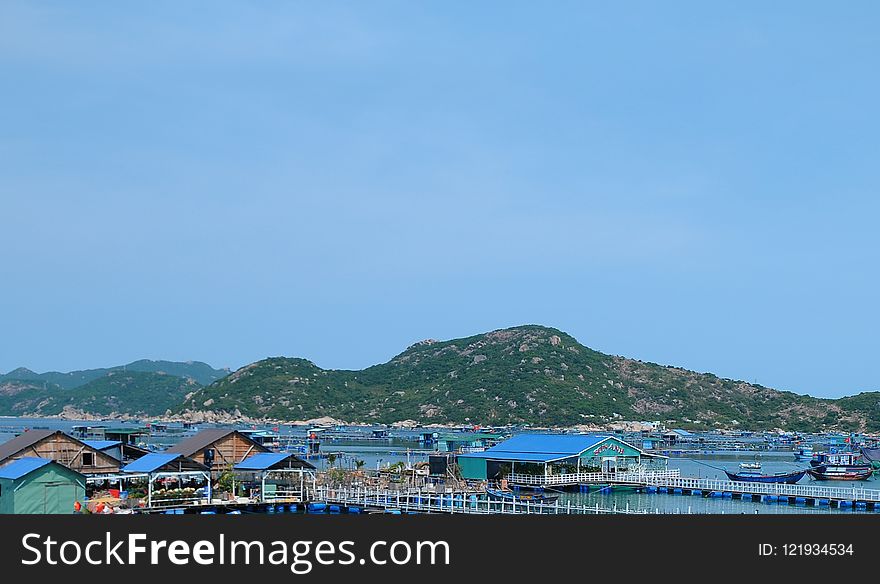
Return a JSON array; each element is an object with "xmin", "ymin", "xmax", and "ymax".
[{"xmin": 724, "ymin": 469, "xmax": 806, "ymax": 484}]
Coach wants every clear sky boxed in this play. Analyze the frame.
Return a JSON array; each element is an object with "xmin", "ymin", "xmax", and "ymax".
[{"xmin": 1, "ymin": 2, "xmax": 877, "ymax": 398}]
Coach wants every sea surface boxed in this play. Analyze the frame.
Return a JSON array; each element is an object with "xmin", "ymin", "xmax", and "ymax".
[{"xmin": 2, "ymin": 417, "xmax": 876, "ymax": 514}]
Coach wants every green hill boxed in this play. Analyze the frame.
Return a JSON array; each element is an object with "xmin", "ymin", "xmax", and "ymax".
[
  {"xmin": 180, "ymin": 325, "xmax": 880, "ymax": 432},
  {"xmin": 0, "ymin": 371, "xmax": 200, "ymax": 417}
]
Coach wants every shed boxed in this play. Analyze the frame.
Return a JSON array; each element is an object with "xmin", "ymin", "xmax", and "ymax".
[
  {"xmin": 0, "ymin": 430, "xmax": 121, "ymax": 475},
  {"xmin": 457, "ymin": 433, "xmax": 665, "ymax": 481},
  {"xmin": 0, "ymin": 458, "xmax": 85, "ymax": 514},
  {"xmin": 121, "ymin": 453, "xmax": 211, "ymax": 508},
  {"xmin": 233, "ymin": 452, "xmax": 317, "ymax": 503},
  {"xmin": 166, "ymin": 429, "xmax": 269, "ymax": 474}
]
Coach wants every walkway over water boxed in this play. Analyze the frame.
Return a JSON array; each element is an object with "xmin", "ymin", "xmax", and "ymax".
[
  {"xmin": 507, "ymin": 470, "xmax": 880, "ymax": 507},
  {"xmin": 507, "ymin": 469, "xmax": 681, "ymax": 486},
  {"xmin": 312, "ymin": 486, "xmax": 686, "ymax": 515}
]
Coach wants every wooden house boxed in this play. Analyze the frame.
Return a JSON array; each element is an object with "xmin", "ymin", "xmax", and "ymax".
[
  {"xmin": 165, "ymin": 429, "xmax": 269, "ymax": 474},
  {"xmin": 0, "ymin": 429, "xmax": 121, "ymax": 475}
]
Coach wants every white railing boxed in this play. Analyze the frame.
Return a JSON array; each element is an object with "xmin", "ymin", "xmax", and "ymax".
[
  {"xmin": 506, "ymin": 469, "xmax": 681, "ymax": 486},
  {"xmin": 643, "ymin": 476, "xmax": 880, "ymax": 502},
  {"xmin": 312, "ymin": 486, "xmax": 688, "ymax": 515}
]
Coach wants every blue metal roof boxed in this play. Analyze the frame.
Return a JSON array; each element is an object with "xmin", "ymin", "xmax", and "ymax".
[
  {"xmin": 458, "ymin": 434, "xmax": 611, "ymax": 463},
  {"xmin": 121, "ymin": 453, "xmax": 179, "ymax": 473},
  {"xmin": 234, "ymin": 452, "xmax": 294, "ymax": 471},
  {"xmin": 0, "ymin": 457, "xmax": 52, "ymax": 480},
  {"xmin": 83, "ymin": 440, "xmax": 122, "ymax": 450}
]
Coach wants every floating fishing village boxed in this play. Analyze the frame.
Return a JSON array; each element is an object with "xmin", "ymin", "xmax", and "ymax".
[{"xmin": 1, "ymin": 418, "xmax": 879, "ymax": 515}]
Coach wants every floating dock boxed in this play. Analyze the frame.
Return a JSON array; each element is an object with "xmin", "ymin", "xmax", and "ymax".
[
  {"xmin": 507, "ymin": 469, "xmax": 880, "ymax": 508},
  {"xmin": 310, "ymin": 487, "xmax": 685, "ymax": 515},
  {"xmin": 638, "ymin": 476, "xmax": 880, "ymax": 508}
]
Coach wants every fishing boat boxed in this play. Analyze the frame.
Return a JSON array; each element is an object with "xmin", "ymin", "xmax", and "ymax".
[
  {"xmin": 485, "ymin": 487, "xmax": 559, "ymax": 504},
  {"xmin": 724, "ymin": 469, "xmax": 807, "ymax": 484},
  {"xmin": 794, "ymin": 446, "xmax": 814, "ymax": 462},
  {"xmin": 809, "ymin": 452, "xmax": 863, "ymax": 468},
  {"xmin": 739, "ymin": 461, "xmax": 762, "ymax": 470},
  {"xmin": 806, "ymin": 452, "xmax": 872, "ymax": 481},
  {"xmin": 807, "ymin": 466, "xmax": 873, "ymax": 481}
]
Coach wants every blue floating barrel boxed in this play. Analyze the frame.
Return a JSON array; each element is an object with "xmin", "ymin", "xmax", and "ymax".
[
  {"xmin": 817, "ymin": 498, "xmax": 830, "ymax": 506},
  {"xmin": 710, "ymin": 491, "xmax": 723, "ymax": 498},
  {"xmin": 227, "ymin": 510, "xmax": 242, "ymax": 515},
  {"xmin": 200, "ymin": 510, "xmax": 216, "ymax": 514},
  {"xmin": 164, "ymin": 510, "xmax": 176, "ymax": 515},
  {"xmin": 329, "ymin": 505, "xmax": 341, "ymax": 514},
  {"xmin": 855, "ymin": 501, "xmax": 867, "ymax": 508},
  {"xmin": 308, "ymin": 503, "xmax": 327, "ymax": 513},
  {"xmin": 838, "ymin": 500, "xmax": 852, "ymax": 508},
  {"xmin": 385, "ymin": 509, "xmax": 402, "ymax": 514},
  {"xmin": 288, "ymin": 504, "xmax": 298, "ymax": 513},
  {"xmin": 646, "ymin": 486, "xmax": 657, "ymax": 494},
  {"xmin": 673, "ymin": 488, "xmax": 683, "ymax": 495},
  {"xmin": 691, "ymin": 489, "xmax": 702, "ymax": 496},
  {"xmin": 722, "ymin": 492, "xmax": 733, "ymax": 498},
  {"xmin": 795, "ymin": 497, "xmax": 807, "ymax": 505},
  {"xmin": 266, "ymin": 505, "xmax": 276, "ymax": 513},
  {"xmin": 174, "ymin": 508, "xmax": 184, "ymax": 515},
  {"xmin": 347, "ymin": 506, "xmax": 362, "ymax": 514},
  {"xmin": 658, "ymin": 487, "xmax": 668, "ymax": 494}
]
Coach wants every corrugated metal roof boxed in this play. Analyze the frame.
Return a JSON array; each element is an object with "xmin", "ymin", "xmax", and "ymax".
[
  {"xmin": 83, "ymin": 440, "xmax": 122, "ymax": 451},
  {"xmin": 234, "ymin": 452, "xmax": 316, "ymax": 471},
  {"xmin": 121, "ymin": 453, "xmax": 180, "ymax": 473},
  {"xmin": 0, "ymin": 457, "xmax": 52, "ymax": 480},
  {"xmin": 0, "ymin": 429, "xmax": 57, "ymax": 463},
  {"xmin": 458, "ymin": 434, "xmax": 611, "ymax": 463}
]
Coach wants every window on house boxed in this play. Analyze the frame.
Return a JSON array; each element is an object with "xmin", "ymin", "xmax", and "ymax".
[{"xmin": 82, "ymin": 452, "xmax": 94, "ymax": 466}]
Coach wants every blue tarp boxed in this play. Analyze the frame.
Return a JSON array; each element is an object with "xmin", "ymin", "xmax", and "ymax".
[
  {"xmin": 121, "ymin": 453, "xmax": 180, "ymax": 473},
  {"xmin": 0, "ymin": 457, "xmax": 52, "ymax": 480},
  {"xmin": 458, "ymin": 434, "xmax": 611, "ymax": 463}
]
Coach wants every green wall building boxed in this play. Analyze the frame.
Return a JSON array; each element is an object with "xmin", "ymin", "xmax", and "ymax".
[{"xmin": 0, "ymin": 458, "xmax": 86, "ymax": 514}]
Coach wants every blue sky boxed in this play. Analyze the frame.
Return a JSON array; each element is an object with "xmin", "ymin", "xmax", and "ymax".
[{"xmin": 1, "ymin": 2, "xmax": 877, "ymax": 398}]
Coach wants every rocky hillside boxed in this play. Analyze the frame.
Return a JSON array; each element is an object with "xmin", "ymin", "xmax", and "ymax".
[{"xmin": 180, "ymin": 325, "xmax": 880, "ymax": 432}]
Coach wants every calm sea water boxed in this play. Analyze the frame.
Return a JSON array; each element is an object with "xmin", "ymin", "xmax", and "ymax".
[{"xmin": 2, "ymin": 418, "xmax": 875, "ymax": 514}]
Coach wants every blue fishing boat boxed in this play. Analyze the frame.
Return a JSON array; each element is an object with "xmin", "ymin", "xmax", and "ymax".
[
  {"xmin": 794, "ymin": 446, "xmax": 813, "ymax": 462},
  {"xmin": 724, "ymin": 469, "xmax": 806, "ymax": 484}
]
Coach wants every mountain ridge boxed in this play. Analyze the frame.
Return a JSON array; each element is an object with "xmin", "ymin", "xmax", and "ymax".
[
  {"xmin": 2, "ymin": 327, "xmax": 877, "ymax": 431},
  {"xmin": 0, "ymin": 359, "xmax": 229, "ymax": 389},
  {"xmin": 179, "ymin": 325, "xmax": 880, "ymax": 432}
]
